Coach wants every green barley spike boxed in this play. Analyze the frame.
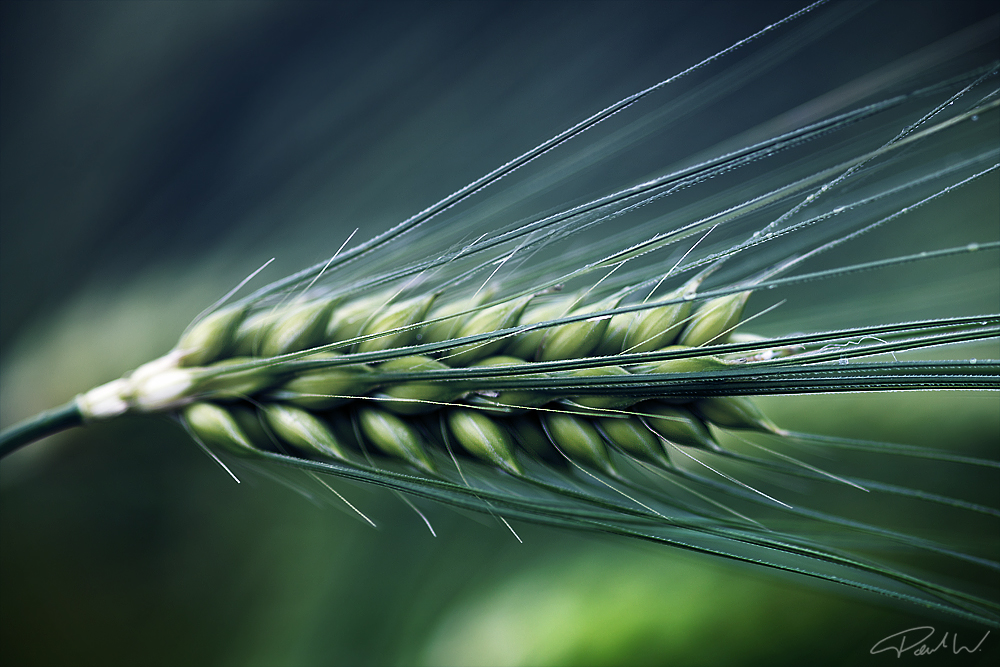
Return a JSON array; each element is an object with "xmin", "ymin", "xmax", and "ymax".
[{"xmin": 3, "ymin": 4, "xmax": 998, "ymax": 631}]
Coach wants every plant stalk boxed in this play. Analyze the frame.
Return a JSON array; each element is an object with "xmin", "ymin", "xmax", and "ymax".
[{"xmin": 0, "ymin": 401, "xmax": 83, "ymax": 459}]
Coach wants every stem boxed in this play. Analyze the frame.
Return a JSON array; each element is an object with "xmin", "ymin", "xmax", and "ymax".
[{"xmin": 0, "ymin": 400, "xmax": 84, "ymax": 459}]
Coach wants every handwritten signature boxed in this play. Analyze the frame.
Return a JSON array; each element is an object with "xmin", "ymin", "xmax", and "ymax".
[{"xmin": 870, "ymin": 626, "xmax": 990, "ymax": 657}]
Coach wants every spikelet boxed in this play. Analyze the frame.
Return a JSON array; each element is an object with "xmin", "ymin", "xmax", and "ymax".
[{"xmin": 447, "ymin": 409, "xmax": 523, "ymax": 477}]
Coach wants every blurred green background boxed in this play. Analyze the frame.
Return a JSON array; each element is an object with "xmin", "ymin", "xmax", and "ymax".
[{"xmin": 1, "ymin": 2, "xmax": 997, "ymax": 665}]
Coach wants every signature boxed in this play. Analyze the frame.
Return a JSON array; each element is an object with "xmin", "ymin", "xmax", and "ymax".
[{"xmin": 870, "ymin": 626, "xmax": 990, "ymax": 657}]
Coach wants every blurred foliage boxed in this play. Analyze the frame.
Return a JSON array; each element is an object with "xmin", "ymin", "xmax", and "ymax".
[{"xmin": 1, "ymin": 1, "xmax": 997, "ymax": 666}]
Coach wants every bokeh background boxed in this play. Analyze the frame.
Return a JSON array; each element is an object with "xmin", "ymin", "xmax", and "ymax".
[{"xmin": 2, "ymin": 2, "xmax": 997, "ymax": 665}]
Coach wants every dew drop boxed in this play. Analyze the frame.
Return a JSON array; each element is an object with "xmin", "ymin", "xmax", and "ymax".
[
  {"xmin": 839, "ymin": 357, "xmax": 849, "ymax": 366},
  {"xmin": 970, "ymin": 358, "xmax": 977, "ymax": 364},
  {"xmin": 967, "ymin": 242, "xmax": 979, "ymax": 252},
  {"xmin": 972, "ymin": 114, "xmax": 979, "ymax": 121}
]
